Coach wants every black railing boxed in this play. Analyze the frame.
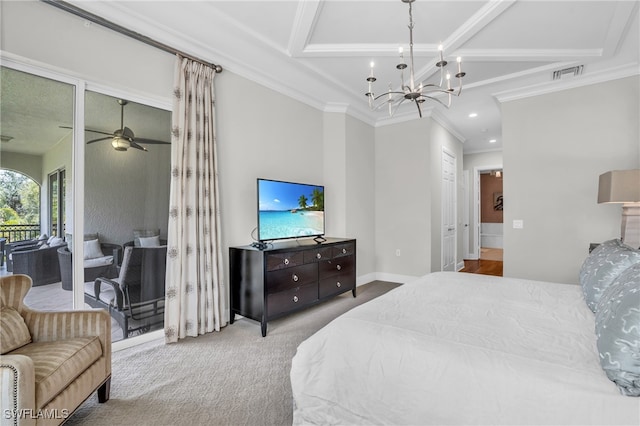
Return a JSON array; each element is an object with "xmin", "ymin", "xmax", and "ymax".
[{"xmin": 0, "ymin": 224, "xmax": 42, "ymax": 243}]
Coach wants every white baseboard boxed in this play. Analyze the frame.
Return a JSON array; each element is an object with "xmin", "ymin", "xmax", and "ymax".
[
  {"xmin": 358, "ymin": 272, "xmax": 420, "ymax": 285},
  {"xmin": 356, "ymin": 272, "xmax": 378, "ymax": 286},
  {"xmin": 456, "ymin": 261, "xmax": 465, "ymax": 272}
]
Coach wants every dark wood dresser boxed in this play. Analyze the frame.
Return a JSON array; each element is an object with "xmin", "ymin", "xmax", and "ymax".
[{"xmin": 229, "ymin": 237, "xmax": 356, "ymax": 336}]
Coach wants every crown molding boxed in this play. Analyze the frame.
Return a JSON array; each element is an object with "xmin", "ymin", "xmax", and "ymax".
[
  {"xmin": 430, "ymin": 110, "xmax": 467, "ymax": 144},
  {"xmin": 463, "ymin": 146, "xmax": 504, "ymax": 156},
  {"xmin": 494, "ymin": 62, "xmax": 640, "ymax": 103}
]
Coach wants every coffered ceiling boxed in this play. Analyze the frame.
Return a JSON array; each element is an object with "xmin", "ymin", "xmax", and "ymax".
[{"xmin": 10, "ymin": 1, "xmax": 640, "ymax": 154}]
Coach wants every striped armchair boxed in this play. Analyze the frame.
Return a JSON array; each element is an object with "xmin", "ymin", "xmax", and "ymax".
[{"xmin": 0, "ymin": 275, "xmax": 111, "ymax": 426}]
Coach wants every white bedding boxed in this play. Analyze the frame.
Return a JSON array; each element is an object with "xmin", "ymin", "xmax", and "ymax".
[{"xmin": 291, "ymin": 272, "xmax": 640, "ymax": 425}]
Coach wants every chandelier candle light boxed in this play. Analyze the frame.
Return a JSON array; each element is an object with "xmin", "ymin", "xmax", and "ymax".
[{"xmin": 366, "ymin": 0, "xmax": 465, "ymax": 117}]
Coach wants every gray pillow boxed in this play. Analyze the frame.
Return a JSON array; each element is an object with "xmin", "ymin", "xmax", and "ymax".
[
  {"xmin": 580, "ymin": 239, "xmax": 640, "ymax": 312},
  {"xmin": 595, "ymin": 262, "xmax": 640, "ymax": 396}
]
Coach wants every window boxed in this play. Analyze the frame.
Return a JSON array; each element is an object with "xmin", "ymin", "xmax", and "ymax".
[{"xmin": 48, "ymin": 169, "xmax": 65, "ymax": 237}]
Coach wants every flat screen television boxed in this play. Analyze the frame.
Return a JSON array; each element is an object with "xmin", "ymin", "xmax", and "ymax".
[{"xmin": 257, "ymin": 178, "xmax": 325, "ymax": 242}]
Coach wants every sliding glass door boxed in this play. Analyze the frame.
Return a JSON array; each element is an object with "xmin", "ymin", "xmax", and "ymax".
[
  {"xmin": 0, "ymin": 65, "xmax": 74, "ymax": 311},
  {"xmin": 84, "ymin": 90, "xmax": 171, "ymax": 342}
]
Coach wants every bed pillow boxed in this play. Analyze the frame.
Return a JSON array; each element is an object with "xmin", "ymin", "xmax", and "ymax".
[
  {"xmin": 580, "ymin": 239, "xmax": 640, "ymax": 312},
  {"xmin": 0, "ymin": 306, "xmax": 32, "ymax": 354},
  {"xmin": 595, "ymin": 262, "xmax": 640, "ymax": 396}
]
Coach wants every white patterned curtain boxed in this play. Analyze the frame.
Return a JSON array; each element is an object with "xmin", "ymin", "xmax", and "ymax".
[{"xmin": 165, "ymin": 56, "xmax": 226, "ymax": 343}]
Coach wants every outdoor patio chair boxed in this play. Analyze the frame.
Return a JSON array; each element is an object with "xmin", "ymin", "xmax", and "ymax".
[
  {"xmin": 84, "ymin": 245, "xmax": 167, "ymax": 339},
  {"xmin": 57, "ymin": 243, "xmax": 121, "ymax": 291}
]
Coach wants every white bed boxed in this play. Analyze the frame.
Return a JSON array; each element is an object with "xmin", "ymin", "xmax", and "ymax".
[{"xmin": 291, "ymin": 272, "xmax": 640, "ymax": 425}]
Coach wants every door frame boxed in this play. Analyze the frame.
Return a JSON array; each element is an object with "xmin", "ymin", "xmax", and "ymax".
[{"xmin": 472, "ymin": 164, "xmax": 503, "ymax": 260}]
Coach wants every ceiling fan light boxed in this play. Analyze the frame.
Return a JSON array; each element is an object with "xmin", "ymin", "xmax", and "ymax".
[{"xmin": 111, "ymin": 137, "xmax": 129, "ymax": 151}]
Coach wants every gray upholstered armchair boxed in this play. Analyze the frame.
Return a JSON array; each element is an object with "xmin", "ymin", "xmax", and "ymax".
[{"xmin": 0, "ymin": 274, "xmax": 111, "ymax": 426}]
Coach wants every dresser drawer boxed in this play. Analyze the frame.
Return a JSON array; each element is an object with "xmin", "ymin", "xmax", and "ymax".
[
  {"xmin": 303, "ymin": 247, "xmax": 332, "ymax": 263},
  {"xmin": 266, "ymin": 251, "xmax": 303, "ymax": 271},
  {"xmin": 267, "ymin": 283, "xmax": 317, "ymax": 317},
  {"xmin": 319, "ymin": 274, "xmax": 353, "ymax": 299},
  {"xmin": 319, "ymin": 255, "xmax": 354, "ymax": 279},
  {"xmin": 266, "ymin": 263, "xmax": 317, "ymax": 293},
  {"xmin": 332, "ymin": 242, "xmax": 355, "ymax": 258}
]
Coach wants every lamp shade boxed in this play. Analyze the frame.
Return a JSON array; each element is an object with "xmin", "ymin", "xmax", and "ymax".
[{"xmin": 598, "ymin": 170, "xmax": 640, "ymax": 204}]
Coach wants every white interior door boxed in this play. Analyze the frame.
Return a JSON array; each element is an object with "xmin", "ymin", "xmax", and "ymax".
[
  {"xmin": 462, "ymin": 170, "xmax": 471, "ymax": 259},
  {"xmin": 442, "ymin": 148, "xmax": 457, "ymax": 271}
]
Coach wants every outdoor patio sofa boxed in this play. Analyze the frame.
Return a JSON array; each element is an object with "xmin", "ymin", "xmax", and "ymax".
[
  {"xmin": 10, "ymin": 242, "xmax": 67, "ymax": 287},
  {"xmin": 0, "ymin": 274, "xmax": 111, "ymax": 426}
]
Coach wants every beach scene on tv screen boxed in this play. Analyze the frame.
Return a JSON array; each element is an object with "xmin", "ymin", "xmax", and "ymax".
[{"xmin": 258, "ymin": 180, "xmax": 324, "ymax": 241}]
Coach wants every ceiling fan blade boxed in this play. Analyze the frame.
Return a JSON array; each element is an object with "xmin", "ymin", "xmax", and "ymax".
[
  {"xmin": 134, "ymin": 137, "xmax": 171, "ymax": 145},
  {"xmin": 87, "ymin": 136, "xmax": 113, "ymax": 144},
  {"xmin": 130, "ymin": 141, "xmax": 148, "ymax": 152},
  {"xmin": 84, "ymin": 128, "xmax": 115, "ymax": 136},
  {"xmin": 59, "ymin": 125, "xmax": 114, "ymax": 137}
]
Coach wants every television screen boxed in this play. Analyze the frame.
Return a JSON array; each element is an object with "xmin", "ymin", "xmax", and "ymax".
[{"xmin": 257, "ymin": 178, "xmax": 325, "ymax": 242}]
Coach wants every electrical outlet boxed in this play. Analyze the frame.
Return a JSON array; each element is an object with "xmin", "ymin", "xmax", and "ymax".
[
  {"xmin": 513, "ymin": 219, "xmax": 524, "ymax": 229},
  {"xmin": 395, "ymin": 249, "xmax": 401, "ymax": 257}
]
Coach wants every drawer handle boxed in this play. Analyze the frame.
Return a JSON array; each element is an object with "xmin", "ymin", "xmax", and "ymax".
[
  {"xmin": 316, "ymin": 253, "xmax": 322, "ymax": 259},
  {"xmin": 336, "ymin": 264, "xmax": 341, "ymax": 271},
  {"xmin": 342, "ymin": 248, "xmax": 347, "ymax": 254},
  {"xmin": 284, "ymin": 258, "xmax": 290, "ymax": 265},
  {"xmin": 293, "ymin": 295, "xmax": 299, "ymax": 303},
  {"xmin": 336, "ymin": 281, "xmax": 341, "ymax": 288},
  {"xmin": 292, "ymin": 274, "xmax": 299, "ymax": 282}
]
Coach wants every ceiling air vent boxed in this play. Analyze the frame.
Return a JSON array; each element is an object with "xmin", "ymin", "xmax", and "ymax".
[{"xmin": 552, "ymin": 65, "xmax": 584, "ymax": 80}]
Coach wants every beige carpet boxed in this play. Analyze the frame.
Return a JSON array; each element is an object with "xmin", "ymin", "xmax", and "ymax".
[{"xmin": 67, "ymin": 280, "xmax": 401, "ymax": 426}]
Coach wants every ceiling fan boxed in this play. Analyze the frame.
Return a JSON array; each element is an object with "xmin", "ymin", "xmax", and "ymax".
[{"xmin": 60, "ymin": 99, "xmax": 170, "ymax": 152}]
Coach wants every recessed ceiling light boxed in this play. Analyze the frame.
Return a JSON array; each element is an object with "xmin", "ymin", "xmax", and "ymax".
[
  {"xmin": 489, "ymin": 139, "xmax": 497, "ymax": 143},
  {"xmin": 468, "ymin": 113, "xmax": 478, "ymax": 118}
]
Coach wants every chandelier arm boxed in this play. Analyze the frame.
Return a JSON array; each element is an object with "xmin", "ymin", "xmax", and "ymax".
[
  {"xmin": 419, "ymin": 93, "xmax": 452, "ymax": 109},
  {"xmin": 420, "ymin": 82, "xmax": 463, "ymax": 98},
  {"xmin": 371, "ymin": 97, "xmax": 403, "ymax": 113},
  {"xmin": 389, "ymin": 98, "xmax": 409, "ymax": 117},
  {"xmin": 371, "ymin": 91, "xmax": 406, "ymax": 102}
]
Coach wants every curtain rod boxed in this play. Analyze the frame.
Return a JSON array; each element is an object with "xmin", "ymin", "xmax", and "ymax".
[{"xmin": 41, "ymin": 0, "xmax": 223, "ymax": 73}]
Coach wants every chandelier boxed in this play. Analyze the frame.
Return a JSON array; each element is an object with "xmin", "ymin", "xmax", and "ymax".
[{"xmin": 365, "ymin": 0, "xmax": 466, "ymax": 117}]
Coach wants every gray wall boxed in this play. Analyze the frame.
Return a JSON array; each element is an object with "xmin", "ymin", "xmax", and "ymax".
[
  {"xmin": 502, "ymin": 76, "xmax": 640, "ymax": 284},
  {"xmin": 346, "ymin": 115, "xmax": 376, "ymax": 279},
  {"xmin": 373, "ymin": 117, "xmax": 464, "ymax": 278},
  {"xmin": 374, "ymin": 119, "xmax": 433, "ymax": 278}
]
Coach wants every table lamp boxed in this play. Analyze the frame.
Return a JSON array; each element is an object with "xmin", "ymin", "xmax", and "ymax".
[{"xmin": 598, "ymin": 169, "xmax": 640, "ymax": 249}]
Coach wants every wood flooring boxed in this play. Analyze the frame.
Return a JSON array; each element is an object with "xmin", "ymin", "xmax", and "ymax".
[
  {"xmin": 460, "ymin": 247, "xmax": 503, "ymax": 276},
  {"xmin": 460, "ymin": 259, "xmax": 503, "ymax": 276}
]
